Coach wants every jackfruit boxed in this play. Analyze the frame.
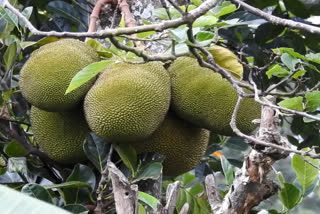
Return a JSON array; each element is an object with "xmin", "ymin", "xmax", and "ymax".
[
  {"xmin": 131, "ymin": 113, "xmax": 209, "ymax": 176},
  {"xmin": 30, "ymin": 106, "xmax": 88, "ymax": 164},
  {"xmin": 19, "ymin": 39, "xmax": 100, "ymax": 112},
  {"xmin": 169, "ymin": 57, "xmax": 260, "ymax": 136},
  {"xmin": 84, "ymin": 61, "xmax": 171, "ymax": 142}
]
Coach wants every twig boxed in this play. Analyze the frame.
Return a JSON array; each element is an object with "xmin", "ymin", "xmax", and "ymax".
[
  {"xmin": 231, "ymin": 0, "xmax": 320, "ymax": 35},
  {"xmin": 156, "ymin": 181, "xmax": 180, "ymax": 214}
]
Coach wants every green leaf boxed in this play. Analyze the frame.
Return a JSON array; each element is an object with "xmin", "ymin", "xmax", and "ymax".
[
  {"xmin": 281, "ymin": 53, "xmax": 300, "ymax": 70},
  {"xmin": 136, "ymin": 31, "xmax": 156, "ymax": 38},
  {"xmin": 64, "ymin": 204, "xmax": 88, "ymax": 214},
  {"xmin": 305, "ymin": 91, "xmax": 320, "ymax": 112},
  {"xmin": 292, "ymin": 149, "xmax": 319, "ymax": 194},
  {"xmin": 169, "ymin": 27, "xmax": 188, "ymax": 43},
  {"xmin": 113, "ymin": 143, "xmax": 137, "ymax": 175},
  {"xmin": 65, "ymin": 60, "xmax": 114, "ymax": 94},
  {"xmin": 3, "ymin": 41, "xmax": 17, "ymax": 71},
  {"xmin": 63, "ymin": 164, "xmax": 96, "ymax": 204},
  {"xmin": 153, "ymin": 8, "xmax": 170, "ymax": 20},
  {"xmin": 4, "ymin": 140, "xmax": 28, "ymax": 157},
  {"xmin": 221, "ymin": 156, "xmax": 234, "ymax": 185},
  {"xmin": 0, "ymin": 185, "xmax": 71, "ymax": 214},
  {"xmin": 138, "ymin": 203, "xmax": 147, "ymax": 214},
  {"xmin": 193, "ymin": 15, "xmax": 218, "ymax": 27},
  {"xmin": 191, "ymin": 0, "xmax": 203, "ymax": 6},
  {"xmin": 292, "ymin": 70, "xmax": 306, "ymax": 79},
  {"xmin": 138, "ymin": 191, "xmax": 160, "ymax": 211},
  {"xmin": 278, "ymin": 97, "xmax": 304, "ymax": 111},
  {"xmin": 176, "ymin": 188, "xmax": 211, "ymax": 214},
  {"xmin": 20, "ymin": 37, "xmax": 59, "ymax": 49},
  {"xmin": 266, "ymin": 64, "xmax": 290, "ymax": 79},
  {"xmin": 196, "ymin": 31, "xmax": 214, "ymax": 41},
  {"xmin": 21, "ymin": 184, "xmax": 53, "ymax": 204},
  {"xmin": 83, "ymin": 133, "xmax": 111, "ymax": 172},
  {"xmin": 211, "ymin": 1, "xmax": 237, "ymax": 17},
  {"xmin": 44, "ymin": 181, "xmax": 91, "ymax": 190},
  {"xmin": 20, "ymin": 6, "xmax": 33, "ymax": 28},
  {"xmin": 47, "ymin": 1, "xmax": 87, "ymax": 29},
  {"xmin": 132, "ymin": 162, "xmax": 162, "ymax": 183},
  {"xmin": 86, "ymin": 39, "xmax": 113, "ymax": 58},
  {"xmin": 178, "ymin": 172, "xmax": 196, "ymax": 186},
  {"xmin": 276, "ymin": 171, "xmax": 286, "ymax": 188},
  {"xmin": 279, "ymin": 183, "xmax": 301, "ymax": 210}
]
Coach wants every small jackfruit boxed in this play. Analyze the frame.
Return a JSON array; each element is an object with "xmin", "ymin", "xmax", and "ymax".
[
  {"xmin": 169, "ymin": 57, "xmax": 260, "ymax": 136},
  {"xmin": 84, "ymin": 61, "xmax": 171, "ymax": 142},
  {"xmin": 19, "ymin": 39, "xmax": 100, "ymax": 112},
  {"xmin": 30, "ymin": 106, "xmax": 88, "ymax": 164},
  {"xmin": 131, "ymin": 113, "xmax": 210, "ymax": 176}
]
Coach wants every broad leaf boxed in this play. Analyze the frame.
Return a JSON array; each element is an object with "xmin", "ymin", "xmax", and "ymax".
[
  {"xmin": 83, "ymin": 133, "xmax": 111, "ymax": 172},
  {"xmin": 21, "ymin": 183, "xmax": 53, "ymax": 204},
  {"xmin": 205, "ymin": 45, "xmax": 243, "ymax": 78},
  {"xmin": 0, "ymin": 185, "xmax": 71, "ymax": 214},
  {"xmin": 86, "ymin": 39, "xmax": 113, "ymax": 58},
  {"xmin": 44, "ymin": 181, "xmax": 91, "ymax": 190},
  {"xmin": 138, "ymin": 191, "xmax": 160, "ymax": 211},
  {"xmin": 305, "ymin": 91, "xmax": 320, "ymax": 112},
  {"xmin": 65, "ymin": 60, "xmax": 114, "ymax": 94},
  {"xmin": 113, "ymin": 143, "xmax": 137, "ymax": 176},
  {"xmin": 4, "ymin": 140, "xmax": 28, "ymax": 157},
  {"xmin": 211, "ymin": 1, "xmax": 237, "ymax": 17},
  {"xmin": 193, "ymin": 15, "xmax": 218, "ymax": 27},
  {"xmin": 176, "ymin": 188, "xmax": 211, "ymax": 214},
  {"xmin": 20, "ymin": 36, "xmax": 59, "ymax": 49},
  {"xmin": 278, "ymin": 97, "xmax": 304, "ymax": 111},
  {"xmin": 3, "ymin": 41, "xmax": 16, "ymax": 71},
  {"xmin": 281, "ymin": 53, "xmax": 300, "ymax": 71},
  {"xmin": 221, "ymin": 156, "xmax": 234, "ymax": 185},
  {"xmin": 279, "ymin": 183, "xmax": 301, "ymax": 210},
  {"xmin": 292, "ymin": 150, "xmax": 319, "ymax": 194},
  {"xmin": 266, "ymin": 64, "xmax": 290, "ymax": 79},
  {"xmin": 132, "ymin": 162, "xmax": 162, "ymax": 183}
]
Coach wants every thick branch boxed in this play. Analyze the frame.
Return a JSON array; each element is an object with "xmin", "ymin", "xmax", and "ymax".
[
  {"xmin": 231, "ymin": 0, "xmax": 320, "ymax": 35},
  {"xmin": 3, "ymin": 0, "xmax": 220, "ymax": 38},
  {"xmin": 108, "ymin": 161, "xmax": 138, "ymax": 214}
]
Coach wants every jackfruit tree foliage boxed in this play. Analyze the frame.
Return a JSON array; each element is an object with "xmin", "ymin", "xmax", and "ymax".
[
  {"xmin": 2, "ymin": 0, "xmax": 320, "ymax": 213},
  {"xmin": 19, "ymin": 39, "xmax": 100, "ymax": 112}
]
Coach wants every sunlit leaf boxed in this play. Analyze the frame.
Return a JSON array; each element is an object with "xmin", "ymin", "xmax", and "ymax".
[
  {"xmin": 292, "ymin": 149, "xmax": 319, "ymax": 194},
  {"xmin": 281, "ymin": 53, "xmax": 300, "ymax": 70},
  {"xmin": 193, "ymin": 15, "xmax": 218, "ymax": 27},
  {"xmin": 138, "ymin": 191, "xmax": 160, "ymax": 211},
  {"xmin": 305, "ymin": 91, "xmax": 320, "ymax": 112},
  {"xmin": 20, "ymin": 37, "xmax": 59, "ymax": 49},
  {"xmin": 279, "ymin": 183, "xmax": 301, "ymax": 210},
  {"xmin": 278, "ymin": 97, "xmax": 304, "ymax": 111},
  {"xmin": 65, "ymin": 60, "xmax": 114, "ymax": 94},
  {"xmin": 3, "ymin": 41, "xmax": 17, "ymax": 71},
  {"xmin": 266, "ymin": 64, "xmax": 290, "ymax": 79},
  {"xmin": 113, "ymin": 143, "xmax": 137, "ymax": 175}
]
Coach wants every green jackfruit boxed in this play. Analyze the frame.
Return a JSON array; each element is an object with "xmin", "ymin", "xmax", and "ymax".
[
  {"xmin": 30, "ymin": 106, "xmax": 88, "ymax": 164},
  {"xmin": 169, "ymin": 57, "xmax": 260, "ymax": 136},
  {"xmin": 19, "ymin": 39, "xmax": 100, "ymax": 112},
  {"xmin": 131, "ymin": 113, "xmax": 209, "ymax": 176},
  {"xmin": 84, "ymin": 61, "xmax": 171, "ymax": 142}
]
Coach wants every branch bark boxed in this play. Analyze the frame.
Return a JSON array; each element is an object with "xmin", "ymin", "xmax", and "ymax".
[{"xmin": 108, "ymin": 161, "xmax": 138, "ymax": 214}]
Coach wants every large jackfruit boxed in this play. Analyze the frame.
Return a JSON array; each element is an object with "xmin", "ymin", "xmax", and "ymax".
[
  {"xmin": 84, "ymin": 61, "xmax": 171, "ymax": 142},
  {"xmin": 19, "ymin": 39, "xmax": 100, "ymax": 112},
  {"xmin": 169, "ymin": 57, "xmax": 260, "ymax": 136},
  {"xmin": 131, "ymin": 113, "xmax": 209, "ymax": 176},
  {"xmin": 30, "ymin": 106, "xmax": 88, "ymax": 164}
]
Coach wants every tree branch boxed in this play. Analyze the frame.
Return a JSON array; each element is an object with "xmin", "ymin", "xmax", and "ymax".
[
  {"xmin": 3, "ymin": 0, "xmax": 220, "ymax": 38},
  {"xmin": 231, "ymin": 0, "xmax": 320, "ymax": 35}
]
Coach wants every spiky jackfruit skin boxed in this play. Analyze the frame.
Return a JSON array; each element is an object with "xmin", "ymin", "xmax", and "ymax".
[
  {"xmin": 84, "ymin": 61, "xmax": 171, "ymax": 142},
  {"xmin": 131, "ymin": 113, "xmax": 209, "ymax": 176},
  {"xmin": 19, "ymin": 39, "xmax": 100, "ymax": 112},
  {"xmin": 30, "ymin": 106, "xmax": 88, "ymax": 164},
  {"xmin": 169, "ymin": 57, "xmax": 260, "ymax": 136}
]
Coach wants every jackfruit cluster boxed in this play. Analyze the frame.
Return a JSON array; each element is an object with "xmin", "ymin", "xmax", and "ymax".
[{"xmin": 21, "ymin": 38, "xmax": 258, "ymax": 176}]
